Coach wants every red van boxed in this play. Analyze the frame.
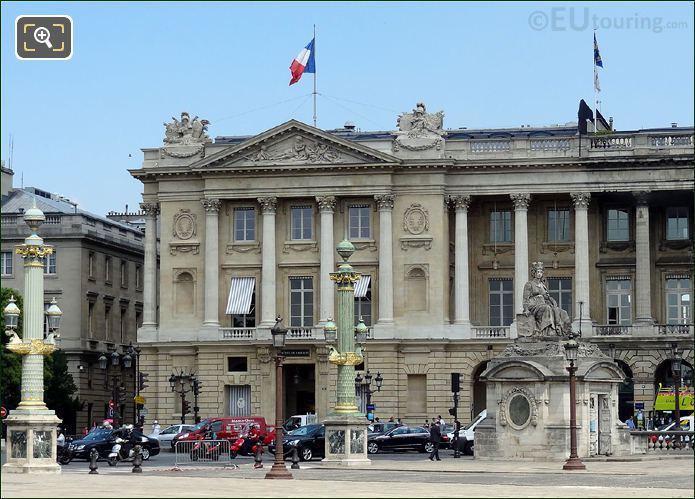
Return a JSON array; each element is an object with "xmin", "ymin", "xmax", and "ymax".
[{"xmin": 173, "ymin": 417, "xmax": 269, "ymax": 448}]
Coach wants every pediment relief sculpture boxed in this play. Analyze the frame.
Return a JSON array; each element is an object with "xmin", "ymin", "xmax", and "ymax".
[{"xmin": 244, "ymin": 135, "xmax": 343, "ymax": 164}]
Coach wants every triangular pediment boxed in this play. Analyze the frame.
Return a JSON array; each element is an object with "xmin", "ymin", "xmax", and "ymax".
[{"xmin": 191, "ymin": 120, "xmax": 400, "ymax": 170}]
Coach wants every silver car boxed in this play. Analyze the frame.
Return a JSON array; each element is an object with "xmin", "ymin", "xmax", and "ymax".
[{"xmin": 151, "ymin": 424, "xmax": 195, "ymax": 449}]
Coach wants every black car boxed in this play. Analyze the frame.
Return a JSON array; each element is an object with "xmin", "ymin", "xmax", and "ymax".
[
  {"xmin": 367, "ymin": 422, "xmax": 402, "ymax": 436},
  {"xmin": 367, "ymin": 426, "xmax": 434, "ymax": 454},
  {"xmin": 268, "ymin": 424, "xmax": 325, "ymax": 461},
  {"xmin": 64, "ymin": 428, "xmax": 160, "ymax": 462}
]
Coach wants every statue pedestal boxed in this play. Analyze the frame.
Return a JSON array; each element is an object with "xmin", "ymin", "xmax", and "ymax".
[
  {"xmin": 3, "ymin": 409, "xmax": 61, "ymax": 474},
  {"xmin": 322, "ymin": 415, "xmax": 371, "ymax": 466}
]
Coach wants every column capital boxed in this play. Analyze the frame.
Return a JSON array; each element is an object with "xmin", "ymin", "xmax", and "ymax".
[
  {"xmin": 447, "ymin": 194, "xmax": 472, "ymax": 211},
  {"xmin": 632, "ymin": 190, "xmax": 651, "ymax": 206},
  {"xmin": 316, "ymin": 195, "xmax": 337, "ymax": 212},
  {"xmin": 257, "ymin": 196, "xmax": 278, "ymax": 214},
  {"xmin": 139, "ymin": 202, "xmax": 160, "ymax": 216},
  {"xmin": 570, "ymin": 192, "xmax": 591, "ymax": 209},
  {"xmin": 201, "ymin": 198, "xmax": 222, "ymax": 213},
  {"xmin": 510, "ymin": 193, "xmax": 531, "ymax": 210},
  {"xmin": 374, "ymin": 194, "xmax": 395, "ymax": 211}
]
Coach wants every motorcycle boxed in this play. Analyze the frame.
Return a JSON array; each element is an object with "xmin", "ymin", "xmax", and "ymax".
[
  {"xmin": 190, "ymin": 439, "xmax": 222, "ymax": 461},
  {"xmin": 230, "ymin": 426, "xmax": 273, "ymax": 459},
  {"xmin": 107, "ymin": 435, "xmax": 148, "ymax": 466}
]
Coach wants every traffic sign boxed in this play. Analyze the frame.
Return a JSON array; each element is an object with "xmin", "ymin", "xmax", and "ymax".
[
  {"xmin": 108, "ymin": 399, "xmax": 115, "ymax": 409},
  {"xmin": 139, "ymin": 408, "xmax": 149, "ymax": 417},
  {"xmin": 0, "ymin": 406, "xmax": 7, "ymax": 418},
  {"xmin": 134, "ymin": 395, "xmax": 145, "ymax": 405},
  {"xmin": 366, "ymin": 404, "xmax": 376, "ymax": 411}
]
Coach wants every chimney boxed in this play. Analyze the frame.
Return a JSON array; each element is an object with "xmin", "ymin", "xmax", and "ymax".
[
  {"xmin": 343, "ymin": 121, "xmax": 356, "ymax": 131},
  {"xmin": 671, "ymin": 122, "xmax": 678, "ymax": 128},
  {"xmin": 608, "ymin": 117, "xmax": 613, "ymax": 130}
]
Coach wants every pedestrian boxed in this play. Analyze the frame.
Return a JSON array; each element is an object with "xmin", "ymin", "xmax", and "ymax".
[
  {"xmin": 82, "ymin": 426, "xmax": 89, "ymax": 436},
  {"xmin": 625, "ymin": 416, "xmax": 636, "ymax": 430},
  {"xmin": 375, "ymin": 417, "xmax": 380, "ymax": 423},
  {"xmin": 424, "ymin": 419, "xmax": 430, "ymax": 428},
  {"xmin": 428, "ymin": 421, "xmax": 441, "ymax": 461},
  {"xmin": 437, "ymin": 415, "xmax": 443, "ymax": 424},
  {"xmin": 397, "ymin": 418, "xmax": 403, "ymax": 425},
  {"xmin": 151, "ymin": 420, "xmax": 161, "ymax": 436},
  {"xmin": 56, "ymin": 427, "xmax": 65, "ymax": 447},
  {"xmin": 388, "ymin": 416, "xmax": 394, "ymax": 422}
]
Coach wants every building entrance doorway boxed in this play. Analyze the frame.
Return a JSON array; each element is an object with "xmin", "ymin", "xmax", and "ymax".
[{"xmin": 284, "ymin": 363, "xmax": 316, "ymax": 419}]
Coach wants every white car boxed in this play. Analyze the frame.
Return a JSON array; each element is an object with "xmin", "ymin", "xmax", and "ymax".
[
  {"xmin": 447, "ymin": 410, "xmax": 487, "ymax": 455},
  {"xmin": 150, "ymin": 424, "xmax": 195, "ymax": 449}
]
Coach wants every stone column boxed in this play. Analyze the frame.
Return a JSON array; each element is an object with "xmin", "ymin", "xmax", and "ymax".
[
  {"xmin": 510, "ymin": 193, "xmax": 531, "ymax": 316},
  {"xmin": 201, "ymin": 198, "xmax": 221, "ymax": 327},
  {"xmin": 317, "ymin": 196, "xmax": 337, "ymax": 324},
  {"xmin": 258, "ymin": 197, "xmax": 278, "ymax": 327},
  {"xmin": 571, "ymin": 193, "xmax": 592, "ymax": 333},
  {"xmin": 374, "ymin": 194, "xmax": 395, "ymax": 324},
  {"xmin": 140, "ymin": 202, "xmax": 159, "ymax": 328},
  {"xmin": 449, "ymin": 195, "xmax": 472, "ymax": 324},
  {"xmin": 633, "ymin": 191, "xmax": 653, "ymax": 325}
]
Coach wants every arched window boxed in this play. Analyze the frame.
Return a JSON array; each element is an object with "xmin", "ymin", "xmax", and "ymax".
[{"xmin": 614, "ymin": 359, "xmax": 634, "ymax": 423}]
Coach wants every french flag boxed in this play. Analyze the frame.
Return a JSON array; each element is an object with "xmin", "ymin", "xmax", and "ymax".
[{"xmin": 289, "ymin": 38, "xmax": 315, "ymax": 86}]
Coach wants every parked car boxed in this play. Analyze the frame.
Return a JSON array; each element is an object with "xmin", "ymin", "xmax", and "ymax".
[
  {"xmin": 64, "ymin": 427, "xmax": 160, "ymax": 462},
  {"xmin": 150, "ymin": 424, "xmax": 195, "ymax": 450},
  {"xmin": 439, "ymin": 423, "xmax": 454, "ymax": 449},
  {"xmin": 446, "ymin": 410, "xmax": 487, "ymax": 455},
  {"xmin": 172, "ymin": 417, "xmax": 270, "ymax": 450},
  {"xmin": 268, "ymin": 423, "xmax": 325, "ymax": 461},
  {"xmin": 367, "ymin": 426, "xmax": 434, "ymax": 454}
]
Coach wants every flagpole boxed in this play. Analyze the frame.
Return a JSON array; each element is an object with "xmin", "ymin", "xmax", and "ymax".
[
  {"xmin": 593, "ymin": 31, "xmax": 598, "ymax": 134},
  {"xmin": 313, "ymin": 24, "xmax": 317, "ymax": 128}
]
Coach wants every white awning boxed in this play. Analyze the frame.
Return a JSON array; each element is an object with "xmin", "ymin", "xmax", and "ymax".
[
  {"xmin": 354, "ymin": 275, "xmax": 371, "ymax": 299},
  {"xmin": 225, "ymin": 277, "xmax": 255, "ymax": 315}
]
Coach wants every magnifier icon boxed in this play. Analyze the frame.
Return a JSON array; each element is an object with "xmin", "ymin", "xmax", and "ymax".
[{"xmin": 33, "ymin": 26, "xmax": 53, "ymax": 49}]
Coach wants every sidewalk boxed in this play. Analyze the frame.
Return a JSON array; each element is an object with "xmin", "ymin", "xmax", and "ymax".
[{"xmin": 2, "ymin": 456, "xmax": 693, "ymax": 498}]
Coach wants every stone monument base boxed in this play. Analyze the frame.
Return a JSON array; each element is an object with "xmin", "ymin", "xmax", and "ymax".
[
  {"xmin": 322, "ymin": 415, "xmax": 371, "ymax": 466},
  {"xmin": 3, "ymin": 409, "xmax": 62, "ymax": 474}
]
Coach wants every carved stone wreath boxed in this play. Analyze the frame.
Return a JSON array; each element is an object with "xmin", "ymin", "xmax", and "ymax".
[
  {"xmin": 403, "ymin": 204, "xmax": 430, "ymax": 235},
  {"xmin": 498, "ymin": 386, "xmax": 539, "ymax": 429},
  {"xmin": 173, "ymin": 209, "xmax": 197, "ymax": 240}
]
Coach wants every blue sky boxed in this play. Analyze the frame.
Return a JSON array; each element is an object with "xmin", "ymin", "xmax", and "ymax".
[{"xmin": 1, "ymin": 1, "xmax": 693, "ymax": 216}]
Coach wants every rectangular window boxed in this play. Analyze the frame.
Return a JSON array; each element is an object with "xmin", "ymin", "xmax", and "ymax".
[
  {"xmin": 348, "ymin": 205, "xmax": 371, "ymax": 240},
  {"xmin": 547, "ymin": 208, "xmax": 570, "ymax": 241},
  {"xmin": 105, "ymin": 305, "xmax": 111, "ymax": 340},
  {"xmin": 666, "ymin": 207, "xmax": 689, "ymax": 240},
  {"xmin": 489, "ymin": 278, "xmax": 513, "ymax": 326},
  {"xmin": 135, "ymin": 265, "xmax": 142, "ymax": 290},
  {"xmin": 406, "ymin": 374, "xmax": 427, "ymax": 414},
  {"xmin": 88, "ymin": 302, "xmax": 95, "ymax": 337},
  {"xmin": 547, "ymin": 278, "xmax": 572, "ymax": 319},
  {"xmin": 490, "ymin": 210, "xmax": 512, "ymax": 243},
  {"xmin": 120, "ymin": 260, "xmax": 128, "ymax": 287},
  {"xmin": 289, "ymin": 277, "xmax": 313, "ymax": 327},
  {"xmin": 105, "ymin": 256, "xmax": 112, "ymax": 283},
  {"xmin": 354, "ymin": 275, "xmax": 372, "ymax": 326},
  {"xmin": 666, "ymin": 278, "xmax": 691, "ymax": 324},
  {"xmin": 1, "ymin": 251, "xmax": 12, "ymax": 276},
  {"xmin": 607, "ymin": 209, "xmax": 630, "ymax": 241},
  {"xmin": 120, "ymin": 307, "xmax": 126, "ymax": 343},
  {"xmin": 234, "ymin": 207, "xmax": 256, "ymax": 242},
  {"xmin": 232, "ymin": 291, "xmax": 256, "ymax": 328},
  {"xmin": 606, "ymin": 278, "xmax": 632, "ymax": 325},
  {"xmin": 88, "ymin": 252, "xmax": 95, "ymax": 279},
  {"xmin": 227, "ymin": 357, "xmax": 248, "ymax": 372},
  {"xmin": 290, "ymin": 206, "xmax": 313, "ymax": 240},
  {"xmin": 135, "ymin": 309, "xmax": 143, "ymax": 329},
  {"xmin": 44, "ymin": 250, "xmax": 57, "ymax": 275}
]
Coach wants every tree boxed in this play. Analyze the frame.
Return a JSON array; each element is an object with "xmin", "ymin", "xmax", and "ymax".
[{"xmin": 1, "ymin": 288, "xmax": 23, "ymax": 410}]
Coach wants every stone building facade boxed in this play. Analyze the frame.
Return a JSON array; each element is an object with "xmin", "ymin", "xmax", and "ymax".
[
  {"xmin": 130, "ymin": 106, "xmax": 693, "ymax": 429},
  {"xmin": 1, "ymin": 177, "xmax": 144, "ymax": 432}
]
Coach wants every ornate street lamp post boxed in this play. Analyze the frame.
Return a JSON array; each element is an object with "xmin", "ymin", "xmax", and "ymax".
[
  {"xmin": 169, "ymin": 370, "xmax": 193, "ymax": 425},
  {"xmin": 3, "ymin": 202, "xmax": 63, "ymax": 473},
  {"xmin": 355, "ymin": 368, "xmax": 383, "ymax": 420},
  {"xmin": 671, "ymin": 342, "xmax": 682, "ymax": 430},
  {"xmin": 266, "ymin": 316, "xmax": 292, "ymax": 479},
  {"xmin": 563, "ymin": 335, "xmax": 586, "ymax": 471},
  {"xmin": 98, "ymin": 350, "xmax": 134, "ymax": 428},
  {"xmin": 322, "ymin": 240, "xmax": 370, "ymax": 465}
]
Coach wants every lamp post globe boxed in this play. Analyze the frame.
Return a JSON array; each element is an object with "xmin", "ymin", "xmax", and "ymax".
[
  {"xmin": 323, "ymin": 317, "xmax": 337, "ymax": 343},
  {"xmin": 3, "ymin": 296, "xmax": 20, "ymax": 330},
  {"xmin": 375, "ymin": 371, "xmax": 384, "ymax": 391},
  {"xmin": 271, "ymin": 316, "xmax": 288, "ymax": 349},
  {"xmin": 98, "ymin": 353, "xmax": 108, "ymax": 370},
  {"xmin": 45, "ymin": 297, "xmax": 63, "ymax": 331},
  {"xmin": 111, "ymin": 351, "xmax": 120, "ymax": 367}
]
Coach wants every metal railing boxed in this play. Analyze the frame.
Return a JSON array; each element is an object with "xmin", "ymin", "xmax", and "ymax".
[
  {"xmin": 473, "ymin": 326, "xmax": 510, "ymax": 338},
  {"xmin": 174, "ymin": 439, "xmax": 234, "ymax": 467},
  {"xmin": 594, "ymin": 325, "xmax": 633, "ymax": 336},
  {"xmin": 631, "ymin": 430, "xmax": 694, "ymax": 453}
]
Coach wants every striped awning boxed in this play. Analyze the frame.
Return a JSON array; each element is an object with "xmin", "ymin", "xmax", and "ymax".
[
  {"xmin": 225, "ymin": 277, "xmax": 255, "ymax": 315},
  {"xmin": 354, "ymin": 275, "xmax": 371, "ymax": 299}
]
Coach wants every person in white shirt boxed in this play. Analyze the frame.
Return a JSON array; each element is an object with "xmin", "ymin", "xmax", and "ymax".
[{"xmin": 151, "ymin": 420, "xmax": 161, "ymax": 436}]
